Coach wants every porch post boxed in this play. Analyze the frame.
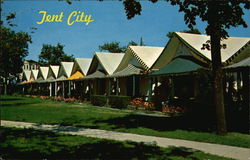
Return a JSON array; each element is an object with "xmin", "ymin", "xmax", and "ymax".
[
  {"xmin": 49, "ymin": 82, "xmax": 52, "ymax": 97},
  {"xmin": 116, "ymin": 78, "xmax": 119, "ymax": 95},
  {"xmin": 168, "ymin": 76, "xmax": 174, "ymax": 98},
  {"xmin": 62, "ymin": 81, "xmax": 65, "ymax": 98},
  {"xmin": 237, "ymin": 71, "xmax": 241, "ymax": 90},
  {"xmin": 22, "ymin": 86, "xmax": 24, "ymax": 94},
  {"xmin": 88, "ymin": 80, "xmax": 91, "ymax": 98},
  {"xmin": 108, "ymin": 79, "xmax": 111, "ymax": 96},
  {"xmin": 148, "ymin": 77, "xmax": 153, "ymax": 103},
  {"xmin": 38, "ymin": 83, "xmax": 41, "ymax": 95},
  {"xmin": 68, "ymin": 81, "xmax": 71, "ymax": 98},
  {"xmin": 55, "ymin": 81, "xmax": 57, "ymax": 97},
  {"xmin": 133, "ymin": 75, "xmax": 135, "ymax": 96}
]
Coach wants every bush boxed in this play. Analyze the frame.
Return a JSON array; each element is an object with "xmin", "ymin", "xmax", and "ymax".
[
  {"xmin": 108, "ymin": 95, "xmax": 131, "ymax": 109},
  {"xmin": 91, "ymin": 95, "xmax": 107, "ymax": 106},
  {"xmin": 90, "ymin": 95, "xmax": 131, "ymax": 108}
]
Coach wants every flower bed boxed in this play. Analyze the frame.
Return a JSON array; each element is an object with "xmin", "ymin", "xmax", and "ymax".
[
  {"xmin": 24, "ymin": 95, "xmax": 83, "ymax": 103},
  {"xmin": 130, "ymin": 98, "xmax": 155, "ymax": 111},
  {"xmin": 162, "ymin": 105, "xmax": 188, "ymax": 116}
]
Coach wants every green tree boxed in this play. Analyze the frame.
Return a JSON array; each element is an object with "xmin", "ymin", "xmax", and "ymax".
[
  {"xmin": 167, "ymin": 28, "xmax": 201, "ymax": 39},
  {"xmin": 99, "ymin": 40, "xmax": 139, "ymax": 53},
  {"xmin": 99, "ymin": 41, "xmax": 125, "ymax": 53},
  {"xmin": 122, "ymin": 0, "xmax": 249, "ymax": 135},
  {"xmin": 0, "ymin": 26, "xmax": 32, "ymax": 94},
  {"xmin": 38, "ymin": 43, "xmax": 74, "ymax": 65}
]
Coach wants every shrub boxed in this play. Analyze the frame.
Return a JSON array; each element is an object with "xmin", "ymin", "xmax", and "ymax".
[
  {"xmin": 108, "ymin": 95, "xmax": 131, "ymax": 109},
  {"xmin": 91, "ymin": 95, "xmax": 107, "ymax": 106}
]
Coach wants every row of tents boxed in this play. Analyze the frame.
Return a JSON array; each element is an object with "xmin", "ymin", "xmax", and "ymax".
[{"xmin": 20, "ymin": 32, "xmax": 250, "ymax": 104}]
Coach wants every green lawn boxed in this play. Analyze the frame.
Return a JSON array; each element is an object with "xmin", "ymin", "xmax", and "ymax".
[
  {"xmin": 1, "ymin": 95, "xmax": 250, "ymax": 148},
  {"xmin": 0, "ymin": 127, "xmax": 233, "ymax": 160}
]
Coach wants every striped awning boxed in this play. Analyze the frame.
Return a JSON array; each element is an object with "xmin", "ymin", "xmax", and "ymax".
[
  {"xmin": 150, "ymin": 57, "xmax": 203, "ymax": 76},
  {"xmin": 108, "ymin": 64, "xmax": 142, "ymax": 78},
  {"xmin": 82, "ymin": 70, "xmax": 106, "ymax": 79},
  {"xmin": 225, "ymin": 56, "xmax": 250, "ymax": 69},
  {"xmin": 67, "ymin": 71, "xmax": 84, "ymax": 80}
]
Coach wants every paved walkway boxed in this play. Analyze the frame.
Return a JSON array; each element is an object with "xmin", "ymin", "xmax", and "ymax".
[{"xmin": 1, "ymin": 120, "xmax": 249, "ymax": 160}]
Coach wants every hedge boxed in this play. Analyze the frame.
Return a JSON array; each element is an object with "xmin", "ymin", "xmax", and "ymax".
[
  {"xmin": 108, "ymin": 95, "xmax": 131, "ymax": 109},
  {"xmin": 90, "ymin": 95, "xmax": 107, "ymax": 106}
]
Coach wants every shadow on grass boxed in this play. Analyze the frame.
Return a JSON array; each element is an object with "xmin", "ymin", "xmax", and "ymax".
[
  {"xmin": 1, "ymin": 102, "xmax": 41, "ymax": 107},
  {"xmin": 94, "ymin": 112, "xmax": 216, "ymax": 132},
  {"xmin": 0, "ymin": 127, "xmax": 203, "ymax": 160},
  {"xmin": 0, "ymin": 97, "xmax": 42, "ymax": 107},
  {"xmin": 0, "ymin": 98, "xmax": 23, "ymax": 101}
]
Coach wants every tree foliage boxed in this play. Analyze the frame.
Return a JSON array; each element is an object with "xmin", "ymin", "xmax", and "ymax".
[
  {"xmin": 124, "ymin": 0, "xmax": 249, "ymax": 39},
  {"xmin": 99, "ymin": 40, "xmax": 139, "ymax": 53},
  {"xmin": 38, "ymin": 43, "xmax": 74, "ymax": 65},
  {"xmin": 99, "ymin": 41, "xmax": 125, "ymax": 53},
  {"xmin": 0, "ymin": 26, "xmax": 32, "ymax": 77},
  {"xmin": 167, "ymin": 28, "xmax": 201, "ymax": 39}
]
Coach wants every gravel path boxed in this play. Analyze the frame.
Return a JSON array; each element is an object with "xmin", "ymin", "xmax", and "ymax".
[{"xmin": 1, "ymin": 120, "xmax": 249, "ymax": 160}]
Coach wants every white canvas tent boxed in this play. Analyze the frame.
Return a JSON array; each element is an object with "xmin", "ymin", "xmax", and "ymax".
[
  {"xmin": 31, "ymin": 70, "xmax": 39, "ymax": 80},
  {"xmin": 71, "ymin": 58, "xmax": 92, "ymax": 76},
  {"xmin": 47, "ymin": 65, "xmax": 60, "ymax": 80},
  {"xmin": 22, "ymin": 70, "xmax": 31, "ymax": 82},
  {"xmin": 37, "ymin": 67, "xmax": 49, "ymax": 80},
  {"xmin": 115, "ymin": 46, "xmax": 164, "ymax": 73},
  {"xmin": 87, "ymin": 52, "xmax": 125, "ymax": 76},
  {"xmin": 152, "ymin": 32, "xmax": 250, "ymax": 70},
  {"xmin": 57, "ymin": 62, "xmax": 74, "ymax": 80}
]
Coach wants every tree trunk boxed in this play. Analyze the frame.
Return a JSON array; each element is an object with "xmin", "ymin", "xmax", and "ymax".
[
  {"xmin": 210, "ymin": 28, "xmax": 227, "ymax": 135},
  {"xmin": 242, "ymin": 67, "xmax": 250, "ymax": 133}
]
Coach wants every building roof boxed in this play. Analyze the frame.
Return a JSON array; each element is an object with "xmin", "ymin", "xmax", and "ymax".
[
  {"xmin": 37, "ymin": 66, "xmax": 49, "ymax": 80},
  {"xmin": 57, "ymin": 62, "xmax": 74, "ymax": 78},
  {"xmin": 55, "ymin": 75, "xmax": 67, "ymax": 81},
  {"xmin": 22, "ymin": 70, "xmax": 31, "ymax": 81},
  {"xmin": 33, "ymin": 77, "xmax": 46, "ymax": 83},
  {"xmin": 67, "ymin": 71, "xmax": 84, "ymax": 80},
  {"xmin": 225, "ymin": 56, "xmax": 250, "ymax": 69},
  {"xmin": 151, "ymin": 32, "xmax": 250, "ymax": 70},
  {"xmin": 84, "ymin": 70, "xmax": 106, "ymax": 79},
  {"xmin": 150, "ymin": 57, "xmax": 203, "ymax": 76},
  {"xmin": 176, "ymin": 32, "xmax": 250, "ymax": 63},
  {"xmin": 71, "ymin": 58, "xmax": 92, "ymax": 76},
  {"xmin": 115, "ymin": 46, "xmax": 164, "ymax": 72},
  {"xmin": 47, "ymin": 65, "xmax": 60, "ymax": 79},
  {"xmin": 108, "ymin": 64, "xmax": 142, "ymax": 78},
  {"xmin": 24, "ymin": 60, "xmax": 39, "ymax": 63},
  {"xmin": 51, "ymin": 65, "xmax": 60, "ymax": 78},
  {"xmin": 87, "ymin": 52, "xmax": 124, "ymax": 75},
  {"xmin": 30, "ymin": 70, "xmax": 39, "ymax": 80}
]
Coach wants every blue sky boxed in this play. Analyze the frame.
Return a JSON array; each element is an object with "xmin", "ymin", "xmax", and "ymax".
[{"xmin": 3, "ymin": 1, "xmax": 250, "ymax": 61}]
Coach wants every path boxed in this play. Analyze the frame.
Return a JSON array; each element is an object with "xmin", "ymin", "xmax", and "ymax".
[{"xmin": 1, "ymin": 120, "xmax": 249, "ymax": 160}]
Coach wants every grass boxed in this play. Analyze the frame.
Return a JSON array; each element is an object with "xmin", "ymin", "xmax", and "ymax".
[
  {"xmin": 1, "ymin": 95, "xmax": 250, "ymax": 148},
  {"xmin": 0, "ymin": 126, "xmax": 234, "ymax": 160}
]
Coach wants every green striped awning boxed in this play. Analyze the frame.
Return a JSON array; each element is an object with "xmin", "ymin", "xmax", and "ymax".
[{"xmin": 150, "ymin": 57, "xmax": 203, "ymax": 76}]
